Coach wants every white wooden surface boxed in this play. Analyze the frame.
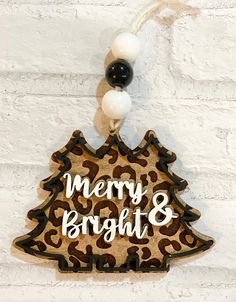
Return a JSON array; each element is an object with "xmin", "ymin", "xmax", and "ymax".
[{"xmin": 0, "ymin": 0, "xmax": 235, "ymax": 301}]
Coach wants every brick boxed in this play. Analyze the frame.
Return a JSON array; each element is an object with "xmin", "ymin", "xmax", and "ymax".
[
  {"xmin": 171, "ymin": 9, "xmax": 236, "ymax": 81},
  {"xmin": 189, "ymin": 0, "xmax": 236, "ymax": 8},
  {"xmin": 0, "ymin": 5, "xmax": 131, "ymax": 74},
  {"xmin": 0, "ymin": 72, "xmax": 101, "ymax": 97},
  {"xmin": 0, "ymin": 266, "xmax": 235, "ymax": 302},
  {"xmin": 228, "ymin": 129, "xmax": 236, "ymax": 158},
  {"xmin": 0, "ymin": 0, "xmax": 126, "ymax": 5}
]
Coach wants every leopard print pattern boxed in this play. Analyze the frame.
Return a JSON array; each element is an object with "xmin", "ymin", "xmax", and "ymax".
[{"xmin": 13, "ymin": 130, "xmax": 213, "ymax": 272}]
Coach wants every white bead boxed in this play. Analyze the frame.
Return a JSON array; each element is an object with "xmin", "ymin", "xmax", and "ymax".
[
  {"xmin": 102, "ymin": 90, "xmax": 132, "ymax": 120},
  {"xmin": 112, "ymin": 32, "xmax": 140, "ymax": 62}
]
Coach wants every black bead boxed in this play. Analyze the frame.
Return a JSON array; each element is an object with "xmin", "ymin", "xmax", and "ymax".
[{"xmin": 105, "ymin": 59, "xmax": 133, "ymax": 89}]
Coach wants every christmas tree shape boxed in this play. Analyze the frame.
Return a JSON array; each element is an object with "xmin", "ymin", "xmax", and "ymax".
[{"xmin": 13, "ymin": 130, "xmax": 214, "ymax": 272}]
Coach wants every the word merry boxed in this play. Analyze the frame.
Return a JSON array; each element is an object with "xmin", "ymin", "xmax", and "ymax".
[{"xmin": 64, "ymin": 173, "xmax": 147, "ymax": 205}]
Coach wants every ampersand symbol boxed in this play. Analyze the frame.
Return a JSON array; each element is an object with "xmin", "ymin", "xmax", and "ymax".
[{"xmin": 148, "ymin": 192, "xmax": 178, "ymax": 226}]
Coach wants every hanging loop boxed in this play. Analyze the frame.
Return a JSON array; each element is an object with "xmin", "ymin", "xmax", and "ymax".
[{"xmin": 109, "ymin": 119, "xmax": 123, "ymax": 134}]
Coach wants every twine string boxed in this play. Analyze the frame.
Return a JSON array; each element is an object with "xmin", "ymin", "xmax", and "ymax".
[
  {"xmin": 131, "ymin": 1, "xmax": 162, "ymax": 33},
  {"xmin": 109, "ymin": 119, "xmax": 123, "ymax": 133}
]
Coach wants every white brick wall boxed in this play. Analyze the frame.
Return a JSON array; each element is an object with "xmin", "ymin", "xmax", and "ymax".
[{"xmin": 0, "ymin": 1, "xmax": 236, "ymax": 301}]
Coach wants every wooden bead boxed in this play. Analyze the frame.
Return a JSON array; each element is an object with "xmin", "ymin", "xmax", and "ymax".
[
  {"xmin": 112, "ymin": 32, "xmax": 140, "ymax": 62},
  {"xmin": 105, "ymin": 59, "xmax": 133, "ymax": 89},
  {"xmin": 101, "ymin": 90, "xmax": 132, "ymax": 119}
]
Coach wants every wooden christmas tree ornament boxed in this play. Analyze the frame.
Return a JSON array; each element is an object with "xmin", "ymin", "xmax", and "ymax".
[
  {"xmin": 13, "ymin": 2, "xmax": 214, "ymax": 273},
  {"xmin": 14, "ymin": 130, "xmax": 213, "ymax": 272}
]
